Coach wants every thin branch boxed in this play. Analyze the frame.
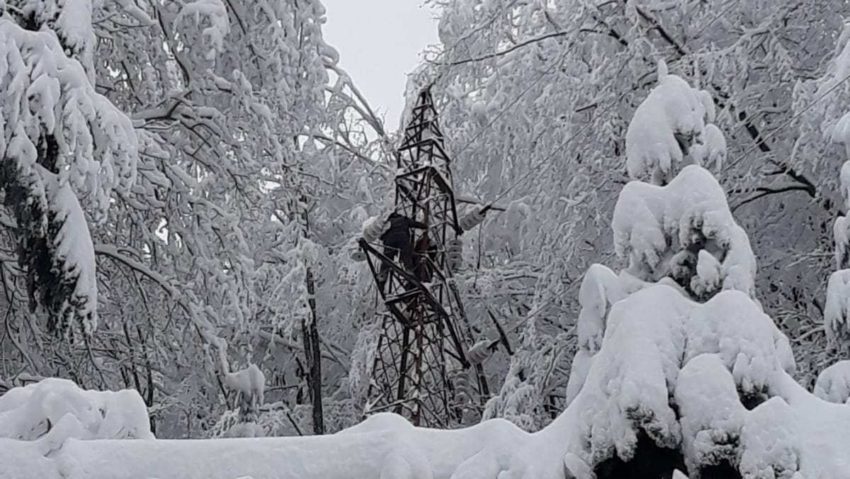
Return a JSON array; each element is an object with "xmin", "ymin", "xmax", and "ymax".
[
  {"xmin": 731, "ymin": 185, "xmax": 813, "ymax": 212},
  {"xmin": 443, "ymin": 30, "xmax": 571, "ymax": 67}
]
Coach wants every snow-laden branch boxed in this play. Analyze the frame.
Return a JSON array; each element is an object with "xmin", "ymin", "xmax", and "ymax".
[{"xmin": 0, "ymin": 8, "xmax": 138, "ymax": 335}]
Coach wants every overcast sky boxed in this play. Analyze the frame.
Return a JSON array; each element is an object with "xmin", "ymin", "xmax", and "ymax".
[{"xmin": 321, "ymin": 0, "xmax": 439, "ymax": 130}]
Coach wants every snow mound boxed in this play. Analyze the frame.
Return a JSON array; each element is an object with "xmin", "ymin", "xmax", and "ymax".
[
  {"xmin": 0, "ymin": 378, "xmax": 152, "ymax": 454},
  {"xmin": 612, "ymin": 165, "xmax": 756, "ymax": 300},
  {"xmin": 814, "ymin": 360, "xmax": 850, "ymax": 404}
]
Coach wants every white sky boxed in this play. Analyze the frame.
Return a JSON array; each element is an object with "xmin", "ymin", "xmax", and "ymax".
[{"xmin": 321, "ymin": 0, "xmax": 439, "ymax": 130}]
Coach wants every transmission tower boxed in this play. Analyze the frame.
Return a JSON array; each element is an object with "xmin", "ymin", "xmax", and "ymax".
[{"xmin": 358, "ymin": 87, "xmax": 488, "ymax": 427}]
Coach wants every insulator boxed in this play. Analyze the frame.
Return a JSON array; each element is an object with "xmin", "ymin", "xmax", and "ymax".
[
  {"xmin": 350, "ymin": 243, "xmax": 366, "ymax": 262},
  {"xmin": 467, "ymin": 340, "xmax": 494, "ymax": 365},
  {"xmin": 452, "ymin": 370, "xmax": 472, "ymax": 404},
  {"xmin": 446, "ymin": 238, "xmax": 463, "ymax": 271},
  {"xmin": 459, "ymin": 208, "xmax": 486, "ymax": 231},
  {"xmin": 362, "ymin": 215, "xmax": 387, "ymax": 243}
]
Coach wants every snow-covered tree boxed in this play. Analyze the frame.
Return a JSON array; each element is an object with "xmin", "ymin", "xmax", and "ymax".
[
  {"xmin": 616, "ymin": 65, "xmax": 752, "ymax": 301},
  {"xmin": 0, "ymin": 0, "xmax": 391, "ymax": 438},
  {"xmin": 0, "ymin": 1, "xmax": 137, "ymax": 338}
]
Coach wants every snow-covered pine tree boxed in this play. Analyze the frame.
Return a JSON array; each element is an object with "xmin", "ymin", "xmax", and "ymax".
[
  {"xmin": 615, "ymin": 62, "xmax": 752, "ymax": 302},
  {"xmin": 562, "ymin": 65, "xmax": 789, "ymax": 478},
  {"xmin": 484, "ymin": 60, "xmax": 745, "ymax": 428}
]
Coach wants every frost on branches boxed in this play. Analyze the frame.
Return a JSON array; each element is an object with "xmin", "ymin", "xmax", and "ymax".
[{"xmin": 0, "ymin": 2, "xmax": 138, "ymax": 336}]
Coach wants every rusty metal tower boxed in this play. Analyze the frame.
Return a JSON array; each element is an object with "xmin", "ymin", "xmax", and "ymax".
[{"xmin": 358, "ymin": 87, "xmax": 488, "ymax": 427}]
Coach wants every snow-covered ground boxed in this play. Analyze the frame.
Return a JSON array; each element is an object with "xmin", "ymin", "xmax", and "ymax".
[{"xmin": 5, "ymin": 281, "xmax": 850, "ymax": 478}]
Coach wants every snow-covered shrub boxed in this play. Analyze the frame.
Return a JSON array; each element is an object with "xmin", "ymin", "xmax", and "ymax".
[
  {"xmin": 483, "ymin": 319, "xmax": 566, "ymax": 431},
  {"xmin": 222, "ymin": 363, "xmax": 266, "ymax": 419},
  {"xmin": 825, "ymin": 270, "xmax": 850, "ymax": 349},
  {"xmin": 557, "ymin": 286, "xmax": 792, "ymax": 471},
  {"xmin": 565, "ymin": 264, "xmax": 623, "ymax": 405},
  {"xmin": 0, "ymin": 378, "xmax": 151, "ymax": 455}
]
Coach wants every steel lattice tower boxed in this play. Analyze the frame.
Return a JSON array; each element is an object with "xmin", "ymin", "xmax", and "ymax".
[{"xmin": 358, "ymin": 87, "xmax": 487, "ymax": 427}]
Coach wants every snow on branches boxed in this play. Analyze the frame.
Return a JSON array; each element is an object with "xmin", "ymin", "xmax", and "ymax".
[
  {"xmin": 814, "ymin": 360, "xmax": 850, "ymax": 404},
  {"xmin": 824, "ymin": 71, "xmax": 850, "ymax": 349},
  {"xmin": 173, "ymin": 0, "xmax": 230, "ymax": 61},
  {"xmin": 0, "ymin": 13, "xmax": 137, "ymax": 214},
  {"xmin": 625, "ymin": 62, "xmax": 723, "ymax": 186},
  {"xmin": 0, "ymin": 5, "xmax": 138, "ymax": 335},
  {"xmin": 613, "ymin": 165, "xmax": 755, "ymax": 300},
  {"xmin": 14, "ymin": 0, "xmax": 97, "ymax": 79}
]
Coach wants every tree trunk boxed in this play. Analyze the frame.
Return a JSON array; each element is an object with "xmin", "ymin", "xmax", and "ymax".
[{"xmin": 301, "ymin": 266, "xmax": 324, "ymax": 434}]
